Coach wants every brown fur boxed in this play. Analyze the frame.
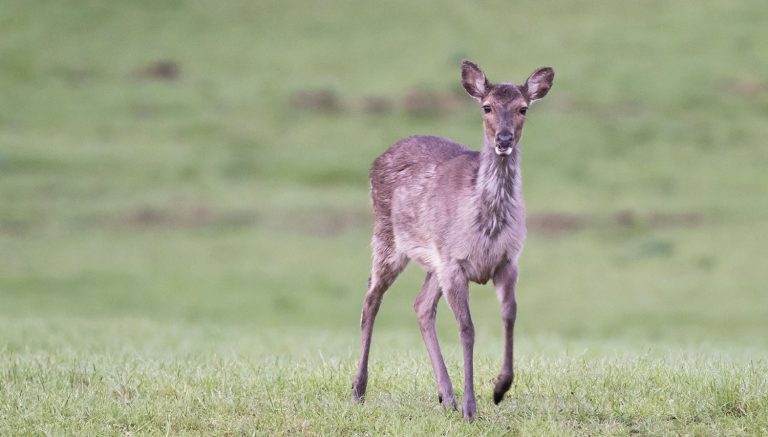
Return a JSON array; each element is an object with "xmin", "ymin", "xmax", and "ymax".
[{"xmin": 352, "ymin": 60, "xmax": 555, "ymax": 420}]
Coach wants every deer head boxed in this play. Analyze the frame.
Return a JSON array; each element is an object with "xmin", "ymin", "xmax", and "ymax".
[{"xmin": 461, "ymin": 60, "xmax": 554, "ymax": 156}]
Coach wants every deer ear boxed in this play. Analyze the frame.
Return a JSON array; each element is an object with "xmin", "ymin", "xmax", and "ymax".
[
  {"xmin": 523, "ymin": 67, "xmax": 554, "ymax": 102},
  {"xmin": 461, "ymin": 60, "xmax": 490, "ymax": 100}
]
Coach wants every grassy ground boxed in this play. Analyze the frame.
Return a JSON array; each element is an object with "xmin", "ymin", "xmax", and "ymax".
[{"xmin": 2, "ymin": 0, "xmax": 768, "ymax": 435}]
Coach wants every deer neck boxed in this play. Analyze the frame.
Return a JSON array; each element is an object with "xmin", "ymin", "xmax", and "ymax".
[{"xmin": 474, "ymin": 138, "xmax": 522, "ymax": 237}]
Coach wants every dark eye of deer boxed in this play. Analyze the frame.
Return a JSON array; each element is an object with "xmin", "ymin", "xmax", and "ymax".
[
  {"xmin": 482, "ymin": 105, "xmax": 491, "ymax": 114},
  {"xmin": 519, "ymin": 107, "xmax": 528, "ymax": 115}
]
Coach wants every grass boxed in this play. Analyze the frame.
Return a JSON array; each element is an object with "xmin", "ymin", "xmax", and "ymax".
[
  {"xmin": 1, "ymin": 0, "xmax": 768, "ymax": 434},
  {"xmin": 3, "ymin": 320, "xmax": 767, "ymax": 435}
]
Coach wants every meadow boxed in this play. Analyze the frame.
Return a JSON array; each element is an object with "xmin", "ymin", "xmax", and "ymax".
[{"xmin": 1, "ymin": 0, "xmax": 767, "ymax": 434}]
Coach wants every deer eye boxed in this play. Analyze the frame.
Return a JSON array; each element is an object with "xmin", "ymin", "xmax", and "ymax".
[
  {"xmin": 519, "ymin": 107, "xmax": 528, "ymax": 115},
  {"xmin": 482, "ymin": 105, "xmax": 492, "ymax": 114}
]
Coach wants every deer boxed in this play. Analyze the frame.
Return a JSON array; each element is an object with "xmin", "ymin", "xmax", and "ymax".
[{"xmin": 351, "ymin": 60, "xmax": 554, "ymax": 420}]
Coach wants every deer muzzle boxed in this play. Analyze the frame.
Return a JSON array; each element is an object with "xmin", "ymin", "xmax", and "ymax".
[{"xmin": 495, "ymin": 132, "xmax": 514, "ymax": 156}]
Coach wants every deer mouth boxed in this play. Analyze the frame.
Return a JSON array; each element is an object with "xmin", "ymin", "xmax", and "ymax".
[{"xmin": 495, "ymin": 144, "xmax": 513, "ymax": 156}]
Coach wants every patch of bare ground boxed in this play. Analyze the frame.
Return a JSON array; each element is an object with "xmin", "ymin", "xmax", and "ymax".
[
  {"xmin": 0, "ymin": 218, "xmax": 34, "ymax": 236},
  {"xmin": 288, "ymin": 86, "xmax": 471, "ymax": 116},
  {"xmin": 526, "ymin": 212, "xmax": 587, "ymax": 234},
  {"xmin": 400, "ymin": 88, "xmax": 469, "ymax": 116},
  {"xmin": 90, "ymin": 204, "xmax": 368, "ymax": 236},
  {"xmin": 266, "ymin": 208, "xmax": 371, "ymax": 237},
  {"xmin": 134, "ymin": 59, "xmax": 181, "ymax": 81},
  {"xmin": 528, "ymin": 210, "xmax": 704, "ymax": 236},
  {"xmin": 722, "ymin": 77, "xmax": 765, "ymax": 100},
  {"xmin": 289, "ymin": 89, "xmax": 344, "ymax": 112},
  {"xmin": 550, "ymin": 94, "xmax": 649, "ymax": 119},
  {"xmin": 52, "ymin": 66, "xmax": 96, "ymax": 87},
  {"xmin": 80, "ymin": 205, "xmax": 701, "ymax": 237},
  {"xmin": 95, "ymin": 203, "xmax": 256, "ymax": 231},
  {"xmin": 359, "ymin": 96, "xmax": 394, "ymax": 114}
]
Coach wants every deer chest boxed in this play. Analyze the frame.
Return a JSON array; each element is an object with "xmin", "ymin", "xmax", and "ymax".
[{"xmin": 459, "ymin": 228, "xmax": 525, "ymax": 284}]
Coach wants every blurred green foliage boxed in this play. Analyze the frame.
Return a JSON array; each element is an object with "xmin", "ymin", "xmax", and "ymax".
[{"xmin": 2, "ymin": 0, "xmax": 766, "ymax": 344}]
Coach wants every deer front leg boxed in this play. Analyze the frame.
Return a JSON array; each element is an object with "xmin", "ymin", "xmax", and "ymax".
[
  {"xmin": 414, "ymin": 272, "xmax": 456, "ymax": 410},
  {"xmin": 492, "ymin": 262, "xmax": 518, "ymax": 404},
  {"xmin": 440, "ymin": 267, "xmax": 476, "ymax": 421}
]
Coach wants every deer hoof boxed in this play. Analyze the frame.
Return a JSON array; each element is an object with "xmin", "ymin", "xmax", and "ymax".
[
  {"xmin": 463, "ymin": 398, "xmax": 477, "ymax": 421},
  {"xmin": 438, "ymin": 393, "xmax": 458, "ymax": 411},
  {"xmin": 493, "ymin": 373, "xmax": 514, "ymax": 405},
  {"xmin": 351, "ymin": 381, "xmax": 367, "ymax": 403}
]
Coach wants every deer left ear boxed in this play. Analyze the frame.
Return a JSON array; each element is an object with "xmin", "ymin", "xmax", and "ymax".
[
  {"xmin": 523, "ymin": 67, "xmax": 555, "ymax": 102},
  {"xmin": 461, "ymin": 60, "xmax": 491, "ymax": 101}
]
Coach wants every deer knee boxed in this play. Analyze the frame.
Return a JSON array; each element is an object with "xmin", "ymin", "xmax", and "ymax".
[
  {"xmin": 501, "ymin": 299, "xmax": 517, "ymax": 321},
  {"xmin": 412, "ymin": 298, "xmax": 427, "ymax": 319},
  {"xmin": 458, "ymin": 317, "xmax": 475, "ymax": 340},
  {"xmin": 414, "ymin": 301, "xmax": 436, "ymax": 328},
  {"xmin": 360, "ymin": 291, "xmax": 384, "ymax": 328},
  {"xmin": 363, "ymin": 290, "xmax": 382, "ymax": 309}
]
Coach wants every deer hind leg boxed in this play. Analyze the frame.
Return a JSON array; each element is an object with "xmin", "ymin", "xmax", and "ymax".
[
  {"xmin": 352, "ymin": 234, "xmax": 407, "ymax": 402},
  {"xmin": 414, "ymin": 272, "xmax": 457, "ymax": 410}
]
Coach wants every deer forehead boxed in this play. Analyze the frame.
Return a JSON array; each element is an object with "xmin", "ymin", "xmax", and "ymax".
[{"xmin": 483, "ymin": 83, "xmax": 527, "ymax": 107}]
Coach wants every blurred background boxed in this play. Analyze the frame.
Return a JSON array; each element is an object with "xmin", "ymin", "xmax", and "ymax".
[{"xmin": 1, "ymin": 0, "xmax": 767, "ymax": 355}]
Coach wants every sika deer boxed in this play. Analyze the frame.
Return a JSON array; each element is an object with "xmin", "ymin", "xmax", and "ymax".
[{"xmin": 352, "ymin": 61, "xmax": 554, "ymax": 420}]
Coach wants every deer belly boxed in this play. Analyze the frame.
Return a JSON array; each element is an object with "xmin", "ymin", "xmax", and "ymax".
[{"xmin": 413, "ymin": 248, "xmax": 442, "ymax": 272}]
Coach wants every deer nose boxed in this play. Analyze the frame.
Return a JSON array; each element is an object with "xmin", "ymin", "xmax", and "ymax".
[{"xmin": 496, "ymin": 132, "xmax": 514, "ymax": 147}]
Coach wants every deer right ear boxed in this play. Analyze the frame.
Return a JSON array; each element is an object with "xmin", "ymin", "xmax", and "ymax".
[
  {"xmin": 523, "ymin": 67, "xmax": 555, "ymax": 102},
  {"xmin": 461, "ymin": 60, "xmax": 490, "ymax": 101}
]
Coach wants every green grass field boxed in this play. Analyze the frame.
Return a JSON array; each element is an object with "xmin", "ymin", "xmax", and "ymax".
[{"xmin": 2, "ymin": 0, "xmax": 768, "ymax": 434}]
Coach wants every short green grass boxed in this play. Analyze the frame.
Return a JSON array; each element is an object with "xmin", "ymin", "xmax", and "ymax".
[
  {"xmin": 2, "ymin": 0, "xmax": 768, "ymax": 435},
  {"xmin": 3, "ymin": 326, "xmax": 767, "ymax": 435}
]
